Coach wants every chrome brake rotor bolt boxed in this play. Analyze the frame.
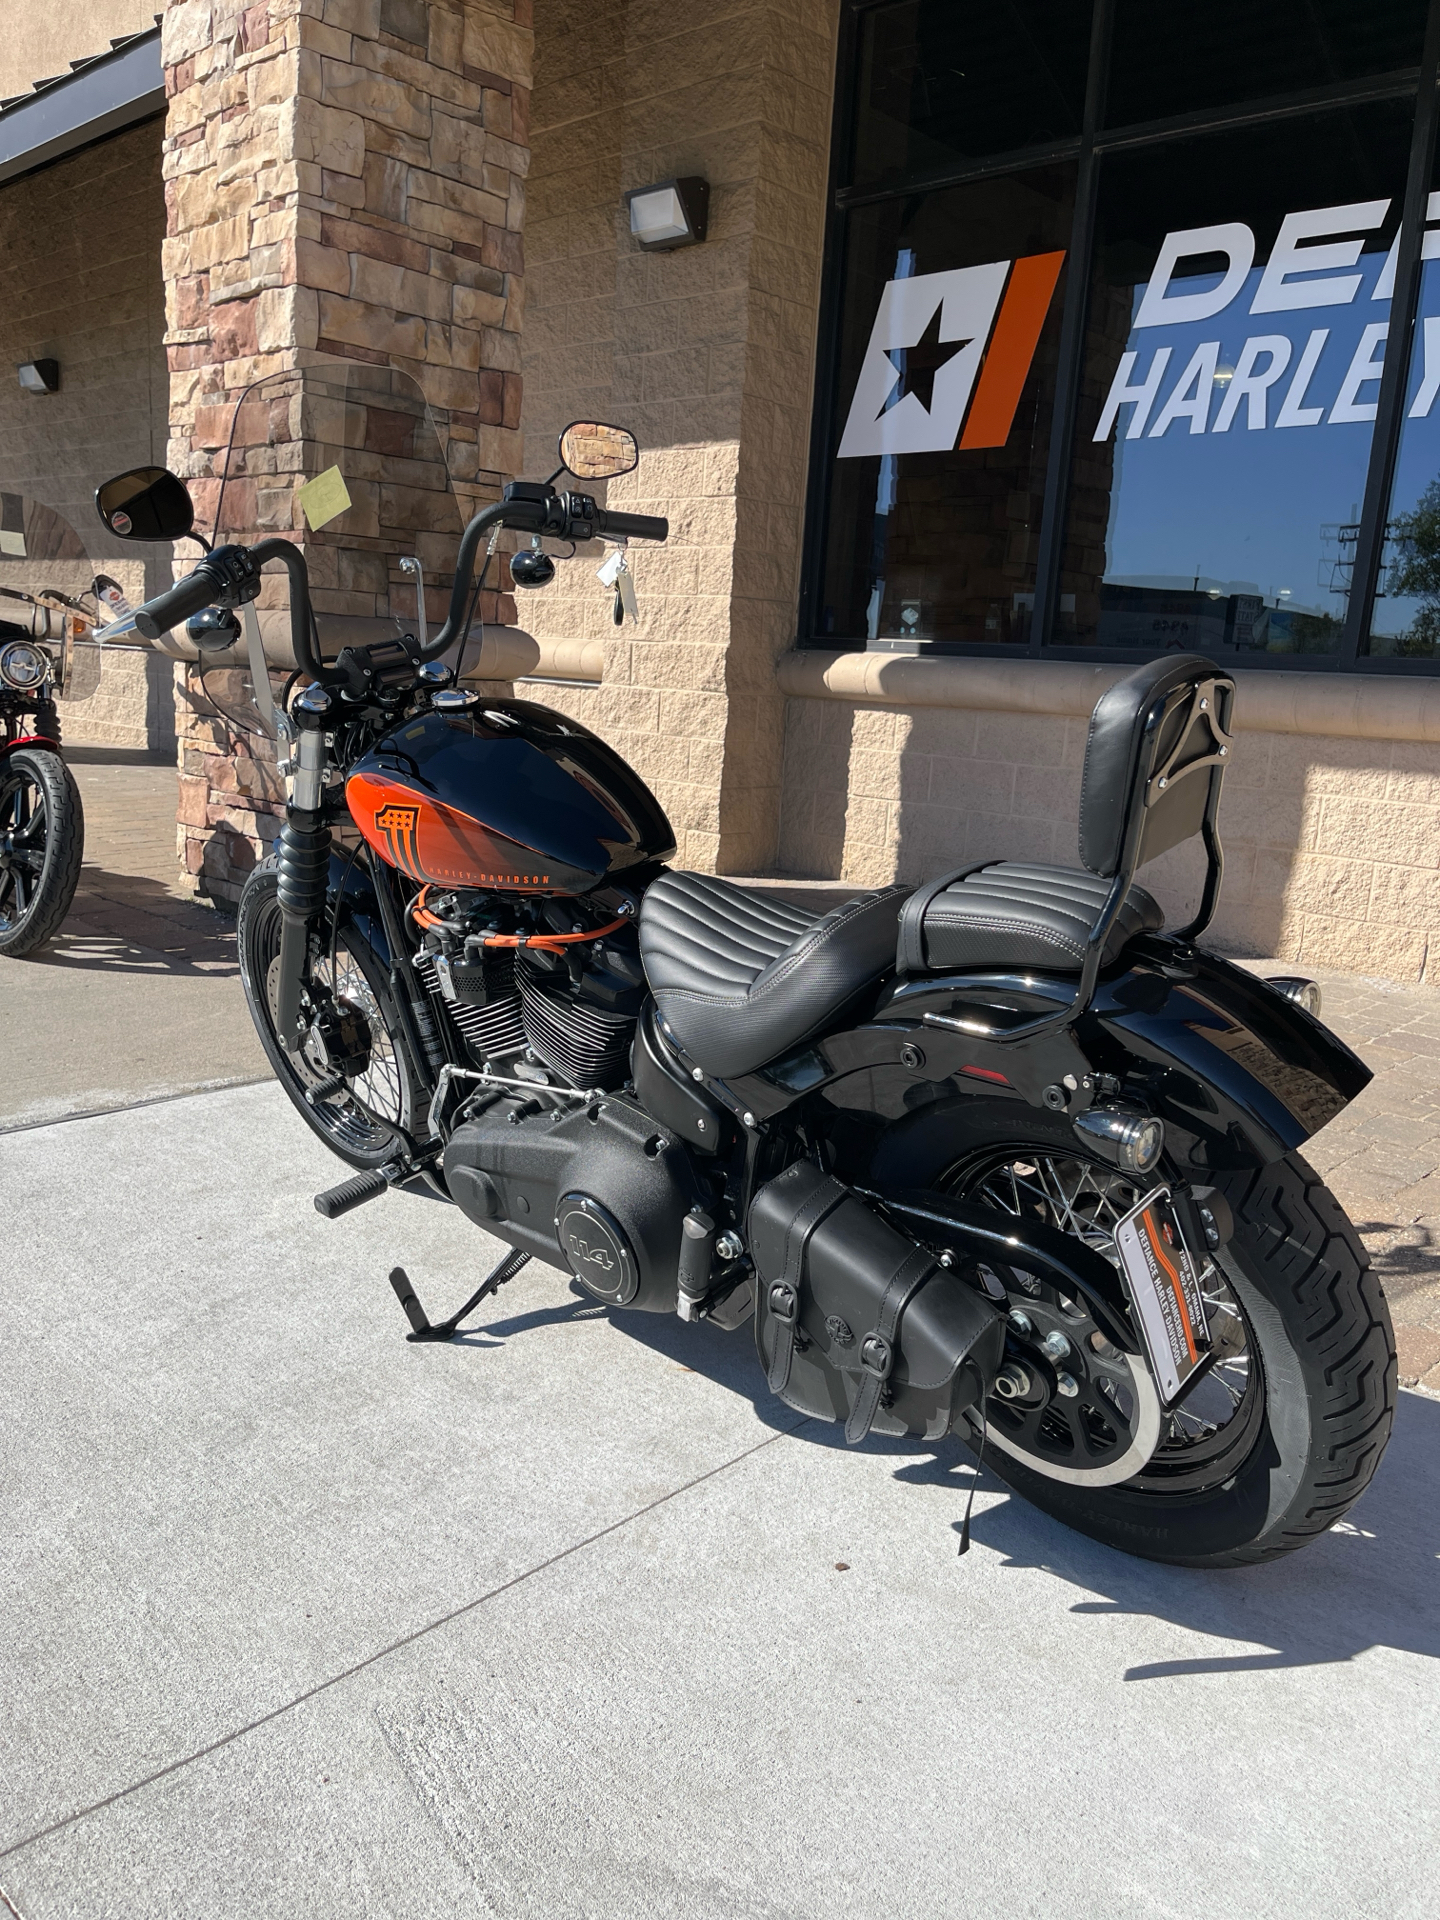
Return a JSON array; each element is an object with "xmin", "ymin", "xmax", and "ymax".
[
  {"xmin": 1007, "ymin": 1309, "xmax": 1033, "ymax": 1337},
  {"xmin": 1055, "ymin": 1372, "xmax": 1080, "ymax": 1399},
  {"xmin": 1041, "ymin": 1329, "xmax": 1072, "ymax": 1361}
]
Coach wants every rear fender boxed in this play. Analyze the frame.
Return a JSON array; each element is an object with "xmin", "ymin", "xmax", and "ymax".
[{"xmin": 1088, "ymin": 943, "xmax": 1370, "ymax": 1167}]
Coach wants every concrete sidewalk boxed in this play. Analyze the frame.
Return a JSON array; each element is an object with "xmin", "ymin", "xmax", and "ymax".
[
  {"xmin": 1, "ymin": 1082, "xmax": 1436, "ymax": 1920},
  {"xmin": 0, "ymin": 748, "xmax": 264, "ymax": 1130}
]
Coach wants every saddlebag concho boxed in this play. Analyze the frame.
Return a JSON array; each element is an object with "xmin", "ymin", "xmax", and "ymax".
[{"xmin": 749, "ymin": 1161, "xmax": 1004, "ymax": 1445}]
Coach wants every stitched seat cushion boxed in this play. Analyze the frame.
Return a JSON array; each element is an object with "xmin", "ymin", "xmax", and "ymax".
[
  {"xmin": 912, "ymin": 862, "xmax": 1163, "ymax": 973},
  {"xmin": 639, "ymin": 871, "xmax": 911, "ymax": 1078}
]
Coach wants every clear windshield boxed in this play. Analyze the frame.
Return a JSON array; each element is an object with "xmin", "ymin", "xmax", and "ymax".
[
  {"xmin": 210, "ymin": 360, "xmax": 464, "ymax": 648},
  {"xmin": 0, "ymin": 490, "xmax": 138, "ymax": 703}
]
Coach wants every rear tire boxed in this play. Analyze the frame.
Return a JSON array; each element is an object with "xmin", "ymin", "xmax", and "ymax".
[
  {"xmin": 0, "ymin": 747, "xmax": 83, "ymax": 957},
  {"xmin": 916, "ymin": 1105, "xmax": 1396, "ymax": 1567},
  {"xmin": 238, "ymin": 860, "xmax": 424, "ymax": 1170}
]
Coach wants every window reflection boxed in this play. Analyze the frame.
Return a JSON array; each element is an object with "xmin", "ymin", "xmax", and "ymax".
[
  {"xmin": 1369, "ymin": 187, "xmax": 1440, "ymax": 656},
  {"xmin": 1106, "ymin": 0, "xmax": 1427, "ymax": 130},
  {"xmin": 851, "ymin": 0, "xmax": 1090, "ymax": 189},
  {"xmin": 1058, "ymin": 104, "xmax": 1414, "ymax": 657}
]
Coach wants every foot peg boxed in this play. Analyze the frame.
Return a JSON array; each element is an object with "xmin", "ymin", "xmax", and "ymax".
[
  {"xmin": 314, "ymin": 1167, "xmax": 392, "ymax": 1219},
  {"xmin": 388, "ymin": 1249, "xmax": 531, "ymax": 1343}
]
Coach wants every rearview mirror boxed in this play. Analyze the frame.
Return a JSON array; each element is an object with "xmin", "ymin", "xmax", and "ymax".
[
  {"xmin": 95, "ymin": 467, "xmax": 195, "ymax": 542},
  {"xmin": 557, "ymin": 422, "xmax": 640, "ymax": 482}
]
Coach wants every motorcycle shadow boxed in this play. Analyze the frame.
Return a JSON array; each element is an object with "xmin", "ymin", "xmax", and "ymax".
[
  {"xmin": 896, "ymin": 1393, "xmax": 1440, "ymax": 1680},
  {"xmin": 614, "ymin": 1298, "xmax": 1439, "ymax": 1677},
  {"xmin": 466, "ymin": 1282, "xmax": 1440, "ymax": 1678}
]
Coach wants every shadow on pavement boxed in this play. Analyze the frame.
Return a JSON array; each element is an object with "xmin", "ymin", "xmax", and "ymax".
[
  {"xmin": 597, "ymin": 1298, "xmax": 1440, "ymax": 1678},
  {"xmin": 25, "ymin": 866, "xmax": 238, "ymax": 977}
]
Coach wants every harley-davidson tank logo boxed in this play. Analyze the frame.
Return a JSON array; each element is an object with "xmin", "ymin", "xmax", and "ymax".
[{"xmin": 374, "ymin": 802, "xmax": 421, "ymax": 876}]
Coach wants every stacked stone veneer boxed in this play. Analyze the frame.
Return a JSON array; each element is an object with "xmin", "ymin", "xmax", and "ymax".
[{"xmin": 162, "ymin": 0, "xmax": 530, "ymax": 903}]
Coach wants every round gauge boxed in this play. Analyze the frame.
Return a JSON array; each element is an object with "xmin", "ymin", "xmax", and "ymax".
[{"xmin": 0, "ymin": 640, "xmax": 49, "ymax": 691}]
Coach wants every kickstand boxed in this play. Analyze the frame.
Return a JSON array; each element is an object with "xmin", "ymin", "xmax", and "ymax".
[{"xmin": 389, "ymin": 1250, "xmax": 531, "ymax": 1343}]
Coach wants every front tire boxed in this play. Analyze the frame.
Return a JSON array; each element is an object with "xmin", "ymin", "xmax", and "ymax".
[
  {"xmin": 923, "ymin": 1110, "xmax": 1396, "ymax": 1567},
  {"xmin": 0, "ymin": 747, "xmax": 83, "ymax": 957},
  {"xmin": 238, "ymin": 859, "xmax": 423, "ymax": 1170}
]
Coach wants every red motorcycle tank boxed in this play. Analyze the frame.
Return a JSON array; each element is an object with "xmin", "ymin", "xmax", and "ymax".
[{"xmin": 346, "ymin": 698, "xmax": 676, "ymax": 896}]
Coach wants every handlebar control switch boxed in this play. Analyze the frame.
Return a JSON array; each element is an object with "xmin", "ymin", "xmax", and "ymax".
[{"xmin": 202, "ymin": 544, "xmax": 264, "ymax": 608}]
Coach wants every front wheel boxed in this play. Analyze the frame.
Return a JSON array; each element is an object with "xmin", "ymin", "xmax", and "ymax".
[
  {"xmin": 237, "ymin": 860, "xmax": 424, "ymax": 1170},
  {"xmin": 0, "ymin": 746, "xmax": 83, "ymax": 957},
  {"xmin": 933, "ymin": 1113, "xmax": 1396, "ymax": 1567}
]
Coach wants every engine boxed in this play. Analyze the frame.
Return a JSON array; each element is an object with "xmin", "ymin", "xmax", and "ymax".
[
  {"xmin": 411, "ymin": 880, "xmax": 650, "ymax": 1092},
  {"xmin": 443, "ymin": 1091, "xmax": 704, "ymax": 1311}
]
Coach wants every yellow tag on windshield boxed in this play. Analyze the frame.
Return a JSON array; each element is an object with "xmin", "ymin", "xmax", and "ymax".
[{"xmin": 297, "ymin": 466, "xmax": 352, "ymax": 531}]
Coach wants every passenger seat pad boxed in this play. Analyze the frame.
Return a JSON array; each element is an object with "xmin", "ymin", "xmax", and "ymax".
[
  {"xmin": 639, "ymin": 871, "xmax": 911, "ymax": 1079},
  {"xmin": 905, "ymin": 861, "xmax": 1163, "ymax": 974}
]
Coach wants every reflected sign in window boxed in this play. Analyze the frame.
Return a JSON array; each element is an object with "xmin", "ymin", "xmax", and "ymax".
[{"xmin": 1060, "ymin": 103, "xmax": 1416, "ymax": 657}]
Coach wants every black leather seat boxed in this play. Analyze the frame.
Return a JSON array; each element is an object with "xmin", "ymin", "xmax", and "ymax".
[
  {"xmin": 903, "ymin": 862, "xmax": 1163, "ymax": 974},
  {"xmin": 639, "ymin": 871, "xmax": 910, "ymax": 1078}
]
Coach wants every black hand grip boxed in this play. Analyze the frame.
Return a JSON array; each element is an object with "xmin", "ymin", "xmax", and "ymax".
[
  {"xmin": 595, "ymin": 508, "xmax": 669, "ymax": 541},
  {"xmin": 134, "ymin": 566, "xmax": 221, "ymax": 641},
  {"xmin": 313, "ymin": 1168, "xmax": 389, "ymax": 1219}
]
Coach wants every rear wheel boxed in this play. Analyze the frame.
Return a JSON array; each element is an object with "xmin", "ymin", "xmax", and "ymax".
[
  {"xmin": 934, "ymin": 1111, "xmax": 1396, "ymax": 1567},
  {"xmin": 0, "ymin": 747, "xmax": 83, "ymax": 957},
  {"xmin": 237, "ymin": 861, "xmax": 422, "ymax": 1169}
]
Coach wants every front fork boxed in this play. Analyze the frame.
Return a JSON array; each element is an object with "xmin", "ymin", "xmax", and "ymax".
[
  {"xmin": 270, "ymin": 704, "xmax": 450, "ymax": 1104},
  {"xmin": 274, "ymin": 712, "xmax": 332, "ymax": 1054}
]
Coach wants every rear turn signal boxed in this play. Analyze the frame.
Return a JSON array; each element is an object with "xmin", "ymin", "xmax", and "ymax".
[
  {"xmin": 1266, "ymin": 975, "xmax": 1322, "ymax": 1017},
  {"xmin": 1072, "ymin": 1106, "xmax": 1165, "ymax": 1176}
]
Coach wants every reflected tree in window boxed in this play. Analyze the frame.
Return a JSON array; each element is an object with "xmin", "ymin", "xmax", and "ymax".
[{"xmin": 1385, "ymin": 477, "xmax": 1440, "ymax": 656}]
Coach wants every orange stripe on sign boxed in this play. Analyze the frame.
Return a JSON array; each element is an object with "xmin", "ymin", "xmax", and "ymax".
[
  {"xmin": 1142, "ymin": 1206, "xmax": 1198, "ymax": 1363},
  {"xmin": 958, "ymin": 250, "xmax": 1066, "ymax": 451}
]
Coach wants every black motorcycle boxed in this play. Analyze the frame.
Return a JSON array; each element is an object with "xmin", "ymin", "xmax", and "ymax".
[
  {"xmin": 96, "ymin": 360, "xmax": 1394, "ymax": 1568},
  {"xmin": 0, "ymin": 492, "xmax": 122, "ymax": 956}
]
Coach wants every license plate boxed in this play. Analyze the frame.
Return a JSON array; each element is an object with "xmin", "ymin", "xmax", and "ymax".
[{"xmin": 1113, "ymin": 1187, "xmax": 1211, "ymax": 1405}]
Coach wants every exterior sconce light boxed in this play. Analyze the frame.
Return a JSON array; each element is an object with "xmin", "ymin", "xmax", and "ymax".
[
  {"xmin": 625, "ymin": 177, "xmax": 709, "ymax": 251},
  {"xmin": 17, "ymin": 360, "xmax": 60, "ymax": 394}
]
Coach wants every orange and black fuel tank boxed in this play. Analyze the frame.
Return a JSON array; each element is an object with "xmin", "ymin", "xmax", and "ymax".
[{"xmin": 346, "ymin": 698, "xmax": 676, "ymax": 896}]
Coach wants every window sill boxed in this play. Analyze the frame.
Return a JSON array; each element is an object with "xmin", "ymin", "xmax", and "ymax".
[{"xmin": 776, "ymin": 648, "xmax": 1440, "ymax": 742}]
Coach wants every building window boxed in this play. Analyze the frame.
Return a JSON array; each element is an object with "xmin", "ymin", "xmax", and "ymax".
[
  {"xmin": 819, "ymin": 166, "xmax": 1075, "ymax": 646},
  {"xmin": 804, "ymin": 0, "xmax": 1440, "ymax": 672}
]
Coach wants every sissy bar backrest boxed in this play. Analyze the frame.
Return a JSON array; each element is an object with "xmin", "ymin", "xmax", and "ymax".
[
  {"xmin": 1076, "ymin": 650, "xmax": 1237, "ymax": 976},
  {"xmin": 988, "ymin": 653, "xmax": 1236, "ymax": 1045}
]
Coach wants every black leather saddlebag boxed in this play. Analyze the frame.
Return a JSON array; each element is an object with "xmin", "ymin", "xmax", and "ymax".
[{"xmin": 749, "ymin": 1161, "xmax": 1004, "ymax": 1445}]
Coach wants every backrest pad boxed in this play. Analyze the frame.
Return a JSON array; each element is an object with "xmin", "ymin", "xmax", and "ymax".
[{"xmin": 1078, "ymin": 654, "xmax": 1235, "ymax": 878}]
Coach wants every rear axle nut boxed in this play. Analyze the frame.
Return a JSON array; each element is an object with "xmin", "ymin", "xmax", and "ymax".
[{"xmin": 992, "ymin": 1361, "xmax": 1033, "ymax": 1402}]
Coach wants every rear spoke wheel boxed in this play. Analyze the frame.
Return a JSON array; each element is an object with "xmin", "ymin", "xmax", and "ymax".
[{"xmin": 944, "ymin": 1146, "xmax": 1262, "ymax": 1495}]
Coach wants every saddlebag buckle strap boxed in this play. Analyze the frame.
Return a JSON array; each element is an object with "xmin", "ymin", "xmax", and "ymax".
[
  {"xmin": 769, "ymin": 1282, "xmax": 799, "ymax": 1326},
  {"xmin": 859, "ymin": 1332, "xmax": 893, "ymax": 1380},
  {"xmin": 765, "ymin": 1177, "xmax": 847, "ymax": 1397},
  {"xmin": 845, "ymin": 1246, "xmax": 935, "ymax": 1448}
]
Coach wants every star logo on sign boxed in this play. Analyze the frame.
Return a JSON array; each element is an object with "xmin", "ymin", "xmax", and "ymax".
[{"xmin": 880, "ymin": 305, "xmax": 974, "ymax": 418}]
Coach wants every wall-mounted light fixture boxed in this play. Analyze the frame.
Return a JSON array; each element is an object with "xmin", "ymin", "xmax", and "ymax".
[
  {"xmin": 17, "ymin": 360, "xmax": 60, "ymax": 394},
  {"xmin": 624, "ymin": 178, "xmax": 709, "ymax": 252}
]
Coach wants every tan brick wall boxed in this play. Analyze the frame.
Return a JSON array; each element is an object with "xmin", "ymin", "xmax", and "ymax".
[
  {"xmin": 519, "ymin": 0, "xmax": 839, "ymax": 871},
  {"xmin": 0, "ymin": 117, "xmax": 176, "ymax": 750},
  {"xmin": 776, "ymin": 697, "xmax": 1440, "ymax": 984},
  {"xmin": 0, "ymin": 1, "xmax": 158, "ymax": 102}
]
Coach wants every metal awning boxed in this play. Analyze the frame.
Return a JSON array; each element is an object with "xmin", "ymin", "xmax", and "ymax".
[{"xmin": 0, "ymin": 29, "xmax": 164, "ymax": 189}]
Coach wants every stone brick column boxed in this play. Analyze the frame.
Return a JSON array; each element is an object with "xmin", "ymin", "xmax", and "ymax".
[{"xmin": 160, "ymin": 0, "xmax": 531, "ymax": 904}]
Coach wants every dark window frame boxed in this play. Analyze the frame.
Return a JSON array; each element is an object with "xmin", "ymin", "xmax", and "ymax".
[{"xmin": 800, "ymin": 0, "xmax": 1440, "ymax": 673}]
